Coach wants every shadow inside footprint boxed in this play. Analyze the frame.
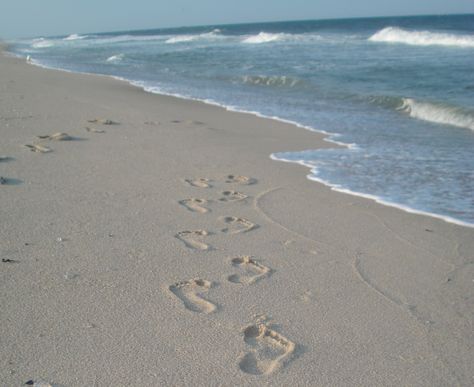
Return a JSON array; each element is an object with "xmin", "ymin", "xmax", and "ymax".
[
  {"xmin": 169, "ymin": 279, "xmax": 216, "ymax": 314},
  {"xmin": 184, "ymin": 178, "xmax": 212, "ymax": 188},
  {"xmin": 179, "ymin": 198, "xmax": 210, "ymax": 213},
  {"xmin": 228, "ymin": 256, "xmax": 272, "ymax": 285},
  {"xmin": 219, "ymin": 191, "xmax": 248, "ymax": 202},
  {"xmin": 220, "ymin": 216, "xmax": 258, "ymax": 234},
  {"xmin": 226, "ymin": 175, "xmax": 257, "ymax": 185},
  {"xmin": 239, "ymin": 323, "xmax": 295, "ymax": 375},
  {"xmin": 176, "ymin": 230, "xmax": 211, "ymax": 250}
]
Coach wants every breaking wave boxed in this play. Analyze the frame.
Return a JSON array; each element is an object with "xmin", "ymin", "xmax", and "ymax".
[
  {"xmin": 242, "ymin": 32, "xmax": 291, "ymax": 44},
  {"xmin": 63, "ymin": 34, "xmax": 87, "ymax": 41},
  {"xmin": 398, "ymin": 98, "xmax": 474, "ymax": 130},
  {"xmin": 106, "ymin": 54, "xmax": 124, "ymax": 62},
  {"xmin": 165, "ymin": 29, "xmax": 223, "ymax": 44},
  {"xmin": 31, "ymin": 38, "xmax": 55, "ymax": 48},
  {"xmin": 368, "ymin": 95, "xmax": 474, "ymax": 130},
  {"xmin": 369, "ymin": 27, "xmax": 474, "ymax": 48}
]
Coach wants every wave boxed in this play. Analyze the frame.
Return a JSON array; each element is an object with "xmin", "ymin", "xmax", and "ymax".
[
  {"xmin": 63, "ymin": 34, "xmax": 87, "ymax": 41},
  {"xmin": 165, "ymin": 29, "xmax": 223, "ymax": 44},
  {"xmin": 31, "ymin": 38, "xmax": 55, "ymax": 48},
  {"xmin": 106, "ymin": 54, "xmax": 124, "ymax": 62},
  {"xmin": 240, "ymin": 75, "xmax": 304, "ymax": 88},
  {"xmin": 398, "ymin": 98, "xmax": 474, "ymax": 131},
  {"xmin": 369, "ymin": 27, "xmax": 474, "ymax": 48},
  {"xmin": 242, "ymin": 32, "xmax": 291, "ymax": 44},
  {"xmin": 367, "ymin": 95, "xmax": 474, "ymax": 131}
]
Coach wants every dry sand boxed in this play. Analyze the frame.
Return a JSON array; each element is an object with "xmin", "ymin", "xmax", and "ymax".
[{"xmin": 1, "ymin": 48, "xmax": 473, "ymax": 386}]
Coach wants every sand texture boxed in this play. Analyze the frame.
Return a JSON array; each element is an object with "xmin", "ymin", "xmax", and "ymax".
[{"xmin": 1, "ymin": 50, "xmax": 473, "ymax": 386}]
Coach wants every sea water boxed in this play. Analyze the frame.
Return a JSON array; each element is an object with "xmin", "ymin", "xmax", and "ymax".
[{"xmin": 9, "ymin": 14, "xmax": 474, "ymax": 226}]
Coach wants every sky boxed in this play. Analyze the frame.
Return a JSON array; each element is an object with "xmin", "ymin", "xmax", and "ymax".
[{"xmin": 1, "ymin": 0, "xmax": 473, "ymax": 38}]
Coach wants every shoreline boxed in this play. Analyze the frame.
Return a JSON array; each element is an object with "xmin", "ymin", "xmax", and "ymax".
[
  {"xmin": 1, "ymin": 47, "xmax": 473, "ymax": 386},
  {"xmin": 10, "ymin": 47, "xmax": 473, "ymax": 229}
]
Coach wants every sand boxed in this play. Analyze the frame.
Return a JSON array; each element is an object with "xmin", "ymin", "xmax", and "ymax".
[{"xmin": 0, "ymin": 48, "xmax": 473, "ymax": 386}]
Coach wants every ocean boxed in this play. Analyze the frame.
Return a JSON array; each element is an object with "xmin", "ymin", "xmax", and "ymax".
[{"xmin": 9, "ymin": 14, "xmax": 474, "ymax": 226}]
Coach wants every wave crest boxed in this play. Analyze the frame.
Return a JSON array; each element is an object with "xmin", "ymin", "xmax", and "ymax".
[
  {"xmin": 165, "ymin": 29, "xmax": 223, "ymax": 44},
  {"xmin": 31, "ymin": 38, "xmax": 54, "ymax": 48},
  {"xmin": 64, "ymin": 34, "xmax": 87, "ymax": 41},
  {"xmin": 106, "ymin": 54, "xmax": 124, "ymax": 62},
  {"xmin": 242, "ymin": 32, "xmax": 290, "ymax": 44},
  {"xmin": 399, "ymin": 98, "xmax": 474, "ymax": 130},
  {"xmin": 369, "ymin": 27, "xmax": 474, "ymax": 48}
]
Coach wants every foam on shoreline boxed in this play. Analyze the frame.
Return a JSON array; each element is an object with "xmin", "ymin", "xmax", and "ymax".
[{"xmin": 270, "ymin": 153, "xmax": 474, "ymax": 228}]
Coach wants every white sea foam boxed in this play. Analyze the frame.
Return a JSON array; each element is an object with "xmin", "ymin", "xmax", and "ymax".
[
  {"xmin": 106, "ymin": 54, "xmax": 124, "ymax": 62},
  {"xmin": 63, "ymin": 34, "xmax": 87, "ymax": 41},
  {"xmin": 165, "ymin": 29, "xmax": 223, "ymax": 44},
  {"xmin": 270, "ymin": 154, "xmax": 474, "ymax": 228},
  {"xmin": 31, "ymin": 38, "xmax": 55, "ymax": 48},
  {"xmin": 399, "ymin": 98, "xmax": 474, "ymax": 131},
  {"xmin": 369, "ymin": 27, "xmax": 474, "ymax": 48},
  {"xmin": 242, "ymin": 32, "xmax": 290, "ymax": 44}
]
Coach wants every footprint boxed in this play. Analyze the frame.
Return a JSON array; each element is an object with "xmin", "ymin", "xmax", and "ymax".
[
  {"xmin": 228, "ymin": 256, "xmax": 272, "ymax": 285},
  {"xmin": 220, "ymin": 216, "xmax": 258, "ymax": 234},
  {"xmin": 176, "ymin": 230, "xmax": 211, "ymax": 250},
  {"xmin": 169, "ymin": 279, "xmax": 216, "ymax": 314},
  {"xmin": 85, "ymin": 126, "xmax": 105, "ymax": 133},
  {"xmin": 87, "ymin": 119, "xmax": 119, "ymax": 125},
  {"xmin": 219, "ymin": 191, "xmax": 248, "ymax": 202},
  {"xmin": 225, "ymin": 175, "xmax": 257, "ymax": 185},
  {"xmin": 184, "ymin": 178, "xmax": 212, "ymax": 188},
  {"xmin": 179, "ymin": 198, "xmax": 210, "ymax": 213},
  {"xmin": 24, "ymin": 144, "xmax": 52, "ymax": 153},
  {"xmin": 37, "ymin": 132, "xmax": 72, "ymax": 141},
  {"xmin": 239, "ymin": 323, "xmax": 295, "ymax": 375}
]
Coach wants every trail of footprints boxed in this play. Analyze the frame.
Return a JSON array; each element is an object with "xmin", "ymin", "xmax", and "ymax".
[
  {"xmin": 172, "ymin": 174, "xmax": 296, "ymax": 376},
  {"xmin": 1, "ymin": 119, "xmax": 118, "ymax": 185},
  {"xmin": 2, "ymin": 119, "xmax": 296, "ymax": 377}
]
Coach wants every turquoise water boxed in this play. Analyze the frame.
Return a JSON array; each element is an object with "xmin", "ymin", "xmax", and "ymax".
[{"xmin": 10, "ymin": 14, "xmax": 474, "ymax": 226}]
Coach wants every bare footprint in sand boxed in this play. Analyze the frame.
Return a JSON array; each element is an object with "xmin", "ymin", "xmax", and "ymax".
[
  {"xmin": 37, "ymin": 132, "xmax": 72, "ymax": 141},
  {"xmin": 225, "ymin": 175, "xmax": 257, "ymax": 185},
  {"xmin": 228, "ymin": 256, "xmax": 272, "ymax": 285},
  {"xmin": 239, "ymin": 323, "xmax": 295, "ymax": 375},
  {"xmin": 219, "ymin": 191, "xmax": 248, "ymax": 202},
  {"xmin": 85, "ymin": 126, "xmax": 106, "ymax": 133},
  {"xmin": 220, "ymin": 216, "xmax": 258, "ymax": 234},
  {"xmin": 24, "ymin": 144, "xmax": 52, "ymax": 153},
  {"xmin": 179, "ymin": 198, "xmax": 210, "ymax": 213},
  {"xmin": 176, "ymin": 230, "xmax": 211, "ymax": 250},
  {"xmin": 184, "ymin": 178, "xmax": 212, "ymax": 188},
  {"xmin": 169, "ymin": 279, "xmax": 216, "ymax": 314},
  {"xmin": 87, "ymin": 119, "xmax": 119, "ymax": 125}
]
